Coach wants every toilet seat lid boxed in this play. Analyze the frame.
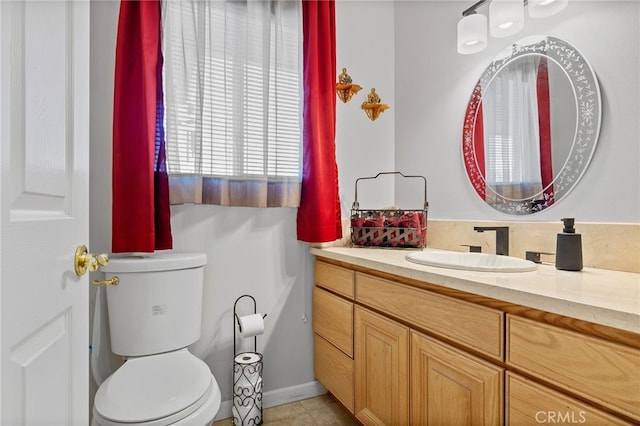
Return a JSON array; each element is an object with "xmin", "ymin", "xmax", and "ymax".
[{"xmin": 95, "ymin": 349, "xmax": 212, "ymax": 423}]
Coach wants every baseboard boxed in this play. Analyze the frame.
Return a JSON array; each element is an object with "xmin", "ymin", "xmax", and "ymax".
[{"xmin": 214, "ymin": 380, "xmax": 327, "ymax": 421}]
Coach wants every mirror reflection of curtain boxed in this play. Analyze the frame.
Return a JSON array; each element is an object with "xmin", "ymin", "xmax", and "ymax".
[
  {"xmin": 474, "ymin": 83, "xmax": 486, "ymax": 200},
  {"xmin": 536, "ymin": 56, "xmax": 554, "ymax": 206},
  {"xmin": 481, "ymin": 56, "xmax": 545, "ymax": 202}
]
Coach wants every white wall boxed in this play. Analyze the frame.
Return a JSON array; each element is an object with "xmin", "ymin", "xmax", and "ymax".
[
  {"xmin": 89, "ymin": 0, "xmax": 119, "ymax": 408},
  {"xmin": 394, "ymin": 0, "xmax": 640, "ymax": 222},
  {"xmin": 89, "ymin": 0, "xmax": 638, "ymax": 416},
  {"xmin": 88, "ymin": 0, "xmax": 396, "ymax": 413},
  {"xmin": 335, "ymin": 0, "xmax": 396, "ymax": 212}
]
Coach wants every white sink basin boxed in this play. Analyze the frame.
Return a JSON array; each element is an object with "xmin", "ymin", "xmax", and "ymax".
[{"xmin": 405, "ymin": 251, "xmax": 537, "ymax": 272}]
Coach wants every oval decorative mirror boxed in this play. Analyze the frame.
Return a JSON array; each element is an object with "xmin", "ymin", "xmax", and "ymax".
[{"xmin": 462, "ymin": 36, "xmax": 601, "ymax": 215}]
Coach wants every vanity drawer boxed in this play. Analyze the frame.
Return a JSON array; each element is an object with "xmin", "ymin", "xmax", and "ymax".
[
  {"xmin": 315, "ymin": 260, "xmax": 355, "ymax": 299},
  {"xmin": 356, "ymin": 272, "xmax": 504, "ymax": 360},
  {"xmin": 507, "ymin": 315, "xmax": 640, "ymax": 422},
  {"xmin": 314, "ymin": 334, "xmax": 354, "ymax": 413},
  {"xmin": 507, "ymin": 372, "xmax": 633, "ymax": 425},
  {"xmin": 313, "ymin": 287, "xmax": 353, "ymax": 357}
]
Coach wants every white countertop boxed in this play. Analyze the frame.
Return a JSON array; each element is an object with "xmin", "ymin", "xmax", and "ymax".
[{"xmin": 310, "ymin": 247, "xmax": 640, "ymax": 334}]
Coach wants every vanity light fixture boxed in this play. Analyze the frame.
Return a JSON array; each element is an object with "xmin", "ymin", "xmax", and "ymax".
[
  {"xmin": 458, "ymin": 0, "xmax": 568, "ymax": 54},
  {"xmin": 490, "ymin": 0, "xmax": 524, "ymax": 38}
]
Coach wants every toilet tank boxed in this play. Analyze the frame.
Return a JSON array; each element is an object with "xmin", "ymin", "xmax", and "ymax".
[{"xmin": 100, "ymin": 252, "xmax": 207, "ymax": 357}]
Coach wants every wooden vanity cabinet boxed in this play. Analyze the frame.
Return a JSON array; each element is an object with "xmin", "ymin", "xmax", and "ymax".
[
  {"xmin": 353, "ymin": 271, "xmax": 504, "ymax": 425},
  {"xmin": 312, "ymin": 258, "xmax": 639, "ymax": 425}
]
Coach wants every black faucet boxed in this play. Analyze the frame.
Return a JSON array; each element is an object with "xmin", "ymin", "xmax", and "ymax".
[{"xmin": 473, "ymin": 226, "xmax": 509, "ymax": 256}]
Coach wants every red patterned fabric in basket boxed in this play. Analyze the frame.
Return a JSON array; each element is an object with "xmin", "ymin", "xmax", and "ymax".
[{"xmin": 351, "ymin": 211, "xmax": 426, "ymax": 248}]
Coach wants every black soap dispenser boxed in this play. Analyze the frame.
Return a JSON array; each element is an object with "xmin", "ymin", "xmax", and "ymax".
[{"xmin": 555, "ymin": 218, "xmax": 583, "ymax": 271}]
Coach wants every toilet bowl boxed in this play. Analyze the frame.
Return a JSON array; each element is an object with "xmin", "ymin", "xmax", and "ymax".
[
  {"xmin": 92, "ymin": 350, "xmax": 221, "ymax": 426},
  {"xmin": 91, "ymin": 253, "xmax": 220, "ymax": 426}
]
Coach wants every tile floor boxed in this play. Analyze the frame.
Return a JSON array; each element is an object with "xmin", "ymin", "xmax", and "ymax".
[{"xmin": 213, "ymin": 394, "xmax": 359, "ymax": 426}]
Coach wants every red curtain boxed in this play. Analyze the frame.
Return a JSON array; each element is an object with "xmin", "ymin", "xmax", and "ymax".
[
  {"xmin": 537, "ymin": 56, "xmax": 554, "ymax": 205},
  {"xmin": 296, "ymin": 0, "xmax": 342, "ymax": 243},
  {"xmin": 112, "ymin": 0, "xmax": 172, "ymax": 252}
]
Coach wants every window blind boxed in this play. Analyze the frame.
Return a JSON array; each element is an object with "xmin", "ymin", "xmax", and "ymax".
[{"xmin": 162, "ymin": 0, "xmax": 302, "ymax": 182}]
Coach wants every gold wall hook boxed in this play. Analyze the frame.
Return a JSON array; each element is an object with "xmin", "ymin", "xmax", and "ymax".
[
  {"xmin": 92, "ymin": 276, "xmax": 119, "ymax": 286},
  {"xmin": 74, "ymin": 245, "xmax": 110, "ymax": 276}
]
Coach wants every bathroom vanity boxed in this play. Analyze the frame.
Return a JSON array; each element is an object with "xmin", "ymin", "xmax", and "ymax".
[{"xmin": 310, "ymin": 247, "xmax": 639, "ymax": 426}]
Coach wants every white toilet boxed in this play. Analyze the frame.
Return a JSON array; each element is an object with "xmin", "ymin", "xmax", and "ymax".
[{"xmin": 92, "ymin": 252, "xmax": 221, "ymax": 426}]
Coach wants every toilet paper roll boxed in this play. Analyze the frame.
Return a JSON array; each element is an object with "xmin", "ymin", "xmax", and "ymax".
[
  {"xmin": 232, "ymin": 401, "xmax": 262, "ymax": 426},
  {"xmin": 234, "ymin": 376, "xmax": 263, "ymax": 393},
  {"xmin": 233, "ymin": 351, "xmax": 263, "ymax": 426},
  {"xmin": 233, "ymin": 368, "xmax": 262, "ymax": 389},
  {"xmin": 237, "ymin": 313, "xmax": 265, "ymax": 338},
  {"xmin": 234, "ymin": 352, "xmax": 262, "ymax": 365},
  {"xmin": 233, "ymin": 352, "xmax": 263, "ymax": 390}
]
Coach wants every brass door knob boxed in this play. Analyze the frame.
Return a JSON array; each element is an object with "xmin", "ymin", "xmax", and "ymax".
[{"xmin": 74, "ymin": 245, "xmax": 109, "ymax": 276}]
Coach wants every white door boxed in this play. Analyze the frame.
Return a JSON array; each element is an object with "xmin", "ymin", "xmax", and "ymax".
[{"xmin": 1, "ymin": 1, "xmax": 90, "ymax": 425}]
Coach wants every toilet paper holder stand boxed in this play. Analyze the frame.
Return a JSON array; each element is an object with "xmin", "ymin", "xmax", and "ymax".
[{"xmin": 233, "ymin": 294, "xmax": 267, "ymax": 355}]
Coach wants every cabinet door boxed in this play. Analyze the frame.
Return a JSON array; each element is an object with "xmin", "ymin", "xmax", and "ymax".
[
  {"xmin": 411, "ymin": 331, "xmax": 504, "ymax": 426},
  {"xmin": 355, "ymin": 306, "xmax": 409, "ymax": 426}
]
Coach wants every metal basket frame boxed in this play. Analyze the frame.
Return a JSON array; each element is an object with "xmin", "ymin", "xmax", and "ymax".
[{"xmin": 351, "ymin": 172, "xmax": 428, "ymax": 249}]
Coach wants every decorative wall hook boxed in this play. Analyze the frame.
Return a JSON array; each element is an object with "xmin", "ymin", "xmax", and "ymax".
[
  {"xmin": 361, "ymin": 88, "xmax": 390, "ymax": 121},
  {"xmin": 336, "ymin": 67, "xmax": 362, "ymax": 103}
]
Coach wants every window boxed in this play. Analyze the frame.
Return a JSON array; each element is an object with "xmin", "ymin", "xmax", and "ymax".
[{"xmin": 161, "ymin": 0, "xmax": 303, "ymax": 207}]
